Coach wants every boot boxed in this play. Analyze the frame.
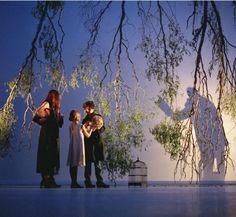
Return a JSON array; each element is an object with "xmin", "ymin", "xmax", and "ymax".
[
  {"xmin": 96, "ymin": 181, "xmax": 109, "ymax": 188},
  {"xmin": 46, "ymin": 176, "xmax": 61, "ymax": 188},
  {"xmin": 84, "ymin": 181, "xmax": 95, "ymax": 188},
  {"xmin": 71, "ymin": 182, "xmax": 84, "ymax": 188}
]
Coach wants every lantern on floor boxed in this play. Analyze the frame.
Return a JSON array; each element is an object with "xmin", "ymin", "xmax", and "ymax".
[{"xmin": 128, "ymin": 158, "xmax": 148, "ymax": 187}]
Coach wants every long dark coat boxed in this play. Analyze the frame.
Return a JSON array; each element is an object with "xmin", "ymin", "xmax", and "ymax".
[
  {"xmin": 82, "ymin": 113, "xmax": 105, "ymax": 162},
  {"xmin": 36, "ymin": 107, "xmax": 63, "ymax": 175}
]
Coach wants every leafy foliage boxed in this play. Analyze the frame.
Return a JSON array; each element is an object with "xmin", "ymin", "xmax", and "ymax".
[
  {"xmin": 18, "ymin": 68, "xmax": 34, "ymax": 98},
  {"xmin": 222, "ymin": 90, "xmax": 236, "ymax": 119},
  {"xmin": 137, "ymin": 2, "xmax": 190, "ymax": 104},
  {"xmin": 0, "ymin": 106, "xmax": 17, "ymax": 158},
  {"xmin": 1, "ymin": 1, "xmax": 236, "ymax": 182},
  {"xmin": 151, "ymin": 119, "xmax": 182, "ymax": 160},
  {"xmin": 0, "ymin": 1, "xmax": 67, "ymax": 158},
  {"xmin": 104, "ymin": 109, "xmax": 146, "ymax": 182},
  {"xmin": 45, "ymin": 64, "xmax": 63, "ymax": 89},
  {"xmin": 69, "ymin": 65, "xmax": 97, "ymax": 89},
  {"xmin": 72, "ymin": 64, "xmax": 146, "ymax": 182},
  {"xmin": 0, "ymin": 82, "xmax": 18, "ymax": 158}
]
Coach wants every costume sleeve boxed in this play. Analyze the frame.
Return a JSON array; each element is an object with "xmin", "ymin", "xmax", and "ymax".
[{"xmin": 58, "ymin": 114, "xmax": 64, "ymax": 128}]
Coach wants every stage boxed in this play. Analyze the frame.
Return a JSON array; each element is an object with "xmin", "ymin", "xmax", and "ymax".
[{"xmin": 1, "ymin": 184, "xmax": 236, "ymax": 217}]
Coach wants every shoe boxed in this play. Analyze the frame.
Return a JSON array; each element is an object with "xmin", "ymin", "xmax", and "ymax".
[
  {"xmin": 44, "ymin": 179, "xmax": 61, "ymax": 188},
  {"xmin": 96, "ymin": 182, "xmax": 109, "ymax": 188},
  {"xmin": 84, "ymin": 181, "xmax": 95, "ymax": 188},
  {"xmin": 71, "ymin": 183, "xmax": 84, "ymax": 188},
  {"xmin": 50, "ymin": 182, "xmax": 61, "ymax": 188},
  {"xmin": 40, "ymin": 180, "xmax": 45, "ymax": 188}
]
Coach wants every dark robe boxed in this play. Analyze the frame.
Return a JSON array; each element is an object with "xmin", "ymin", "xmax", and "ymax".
[
  {"xmin": 82, "ymin": 113, "xmax": 105, "ymax": 162},
  {"xmin": 36, "ymin": 106, "xmax": 63, "ymax": 175}
]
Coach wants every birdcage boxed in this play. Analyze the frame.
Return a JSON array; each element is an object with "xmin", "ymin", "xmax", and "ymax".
[{"xmin": 128, "ymin": 158, "xmax": 148, "ymax": 187}]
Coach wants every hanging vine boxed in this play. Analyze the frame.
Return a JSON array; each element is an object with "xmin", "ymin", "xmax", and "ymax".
[
  {"xmin": 150, "ymin": 1, "xmax": 236, "ymax": 181},
  {"xmin": 77, "ymin": 1, "xmax": 147, "ymax": 182},
  {"xmin": 0, "ymin": 1, "xmax": 66, "ymax": 156},
  {"xmin": 1, "ymin": 1, "xmax": 236, "ymax": 182}
]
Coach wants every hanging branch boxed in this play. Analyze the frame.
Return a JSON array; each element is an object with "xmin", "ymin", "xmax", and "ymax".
[
  {"xmin": 175, "ymin": 1, "xmax": 235, "ymax": 180},
  {"xmin": 1, "ymin": 1, "xmax": 235, "ymax": 182},
  {"xmin": 79, "ymin": 1, "xmax": 112, "ymax": 73},
  {"xmin": 20, "ymin": 2, "xmax": 66, "ymax": 145},
  {"xmin": 192, "ymin": 1, "xmax": 208, "ymax": 98},
  {"xmin": 157, "ymin": 1, "xmax": 169, "ymax": 80},
  {"xmin": 210, "ymin": 1, "xmax": 235, "ymax": 172},
  {"xmin": 187, "ymin": 1, "xmax": 198, "ymax": 34},
  {"xmin": 0, "ymin": 1, "xmax": 66, "ymax": 156},
  {"xmin": 176, "ymin": 2, "xmax": 219, "ymax": 181},
  {"xmin": 146, "ymin": 1, "xmax": 236, "ymax": 182},
  {"xmin": 113, "ymin": 0, "xmax": 126, "ymax": 116},
  {"xmin": 46, "ymin": 6, "xmax": 67, "ymax": 95},
  {"xmin": 87, "ymin": 1, "xmax": 112, "ymax": 49},
  {"xmin": 0, "ymin": 2, "xmax": 50, "ymax": 156},
  {"xmin": 77, "ymin": 1, "xmax": 147, "ymax": 183}
]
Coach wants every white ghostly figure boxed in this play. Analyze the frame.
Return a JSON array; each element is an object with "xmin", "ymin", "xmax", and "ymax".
[{"xmin": 159, "ymin": 87, "xmax": 226, "ymax": 181}]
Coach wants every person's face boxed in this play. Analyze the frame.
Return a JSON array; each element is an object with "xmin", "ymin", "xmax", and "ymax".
[
  {"xmin": 75, "ymin": 113, "xmax": 81, "ymax": 123},
  {"xmin": 84, "ymin": 106, "xmax": 94, "ymax": 115}
]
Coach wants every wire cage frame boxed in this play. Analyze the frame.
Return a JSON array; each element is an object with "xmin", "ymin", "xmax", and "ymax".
[{"xmin": 128, "ymin": 158, "xmax": 148, "ymax": 187}]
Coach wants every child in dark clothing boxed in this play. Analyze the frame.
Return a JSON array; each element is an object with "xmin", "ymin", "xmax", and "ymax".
[{"xmin": 82, "ymin": 101, "xmax": 109, "ymax": 188}]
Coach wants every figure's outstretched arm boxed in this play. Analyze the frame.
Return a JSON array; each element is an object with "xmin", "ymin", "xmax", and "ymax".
[
  {"xmin": 158, "ymin": 97, "xmax": 174, "ymax": 117},
  {"xmin": 159, "ymin": 97, "xmax": 191, "ymax": 120},
  {"xmin": 177, "ymin": 98, "xmax": 192, "ymax": 120}
]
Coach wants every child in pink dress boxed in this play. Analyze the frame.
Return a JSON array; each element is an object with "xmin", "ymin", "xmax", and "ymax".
[{"xmin": 67, "ymin": 110, "xmax": 95, "ymax": 188}]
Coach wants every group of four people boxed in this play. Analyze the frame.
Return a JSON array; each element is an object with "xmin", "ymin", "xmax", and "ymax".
[{"xmin": 33, "ymin": 89, "xmax": 109, "ymax": 188}]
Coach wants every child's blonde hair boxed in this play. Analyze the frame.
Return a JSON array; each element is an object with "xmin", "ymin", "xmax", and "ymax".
[
  {"xmin": 69, "ymin": 110, "xmax": 80, "ymax": 122},
  {"xmin": 92, "ymin": 115, "xmax": 104, "ymax": 130}
]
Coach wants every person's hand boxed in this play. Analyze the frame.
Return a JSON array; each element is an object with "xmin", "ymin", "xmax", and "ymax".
[
  {"xmin": 81, "ymin": 124, "xmax": 86, "ymax": 131},
  {"xmin": 90, "ymin": 125, "xmax": 97, "ymax": 131},
  {"xmin": 56, "ymin": 112, "xmax": 63, "ymax": 120},
  {"xmin": 39, "ymin": 117, "xmax": 46, "ymax": 125},
  {"xmin": 59, "ymin": 113, "xmax": 64, "ymax": 120}
]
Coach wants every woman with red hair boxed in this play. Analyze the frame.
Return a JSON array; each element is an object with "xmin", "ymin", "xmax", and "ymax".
[{"xmin": 34, "ymin": 90, "xmax": 64, "ymax": 188}]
